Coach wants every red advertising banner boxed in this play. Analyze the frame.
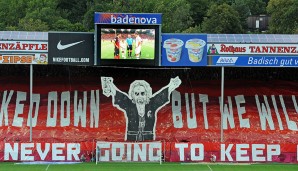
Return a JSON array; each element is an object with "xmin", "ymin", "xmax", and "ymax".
[
  {"xmin": 0, "ymin": 40, "xmax": 48, "ymax": 64},
  {"xmin": 0, "ymin": 73, "xmax": 298, "ymax": 162},
  {"xmin": 0, "ymin": 53, "xmax": 48, "ymax": 64},
  {"xmin": 207, "ymin": 43, "xmax": 298, "ymax": 55},
  {"xmin": 0, "ymin": 41, "xmax": 47, "ymax": 52}
]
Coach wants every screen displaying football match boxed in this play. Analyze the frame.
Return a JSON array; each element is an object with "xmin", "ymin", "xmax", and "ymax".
[{"xmin": 100, "ymin": 28, "xmax": 155, "ymax": 60}]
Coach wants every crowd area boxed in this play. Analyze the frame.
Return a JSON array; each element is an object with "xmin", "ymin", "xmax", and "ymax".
[{"xmin": 0, "ymin": 65, "xmax": 298, "ymax": 82}]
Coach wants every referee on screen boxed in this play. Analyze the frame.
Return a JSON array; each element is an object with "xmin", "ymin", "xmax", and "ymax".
[{"xmin": 126, "ymin": 34, "xmax": 133, "ymax": 58}]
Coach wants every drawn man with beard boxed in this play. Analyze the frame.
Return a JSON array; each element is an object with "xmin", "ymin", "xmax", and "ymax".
[{"xmin": 101, "ymin": 76, "xmax": 181, "ymax": 141}]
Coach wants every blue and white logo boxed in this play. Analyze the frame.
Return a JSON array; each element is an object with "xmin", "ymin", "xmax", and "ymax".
[
  {"xmin": 210, "ymin": 56, "xmax": 298, "ymax": 67},
  {"xmin": 216, "ymin": 57, "xmax": 238, "ymax": 65},
  {"xmin": 94, "ymin": 13, "xmax": 162, "ymax": 25}
]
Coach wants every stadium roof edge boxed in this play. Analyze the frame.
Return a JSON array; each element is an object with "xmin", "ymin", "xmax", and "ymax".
[
  {"xmin": 1, "ymin": 31, "xmax": 297, "ymax": 43},
  {"xmin": 208, "ymin": 34, "xmax": 298, "ymax": 43},
  {"xmin": 0, "ymin": 31, "xmax": 48, "ymax": 41}
]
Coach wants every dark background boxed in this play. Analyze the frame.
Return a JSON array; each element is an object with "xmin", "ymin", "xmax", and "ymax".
[{"xmin": 48, "ymin": 32, "xmax": 94, "ymax": 65}]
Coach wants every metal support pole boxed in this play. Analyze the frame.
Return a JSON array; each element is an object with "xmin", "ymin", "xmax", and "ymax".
[
  {"xmin": 30, "ymin": 64, "xmax": 33, "ymax": 142},
  {"xmin": 220, "ymin": 67, "xmax": 224, "ymax": 142}
]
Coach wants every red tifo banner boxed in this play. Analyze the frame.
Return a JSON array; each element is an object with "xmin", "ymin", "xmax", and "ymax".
[
  {"xmin": 0, "ymin": 76, "xmax": 297, "ymax": 162},
  {"xmin": 0, "ymin": 142, "xmax": 297, "ymax": 162}
]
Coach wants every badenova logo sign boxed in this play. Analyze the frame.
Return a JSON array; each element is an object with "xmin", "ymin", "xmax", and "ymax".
[{"xmin": 94, "ymin": 13, "xmax": 162, "ymax": 25}]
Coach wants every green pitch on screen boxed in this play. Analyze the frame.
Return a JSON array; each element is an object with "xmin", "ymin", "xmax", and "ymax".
[{"xmin": 101, "ymin": 40, "xmax": 155, "ymax": 59}]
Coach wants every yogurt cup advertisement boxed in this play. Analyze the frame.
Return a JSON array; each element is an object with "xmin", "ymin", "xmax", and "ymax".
[{"xmin": 161, "ymin": 34, "xmax": 207, "ymax": 66}]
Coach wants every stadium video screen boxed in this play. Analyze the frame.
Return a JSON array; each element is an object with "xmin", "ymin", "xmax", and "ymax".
[{"xmin": 96, "ymin": 25, "xmax": 160, "ymax": 66}]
